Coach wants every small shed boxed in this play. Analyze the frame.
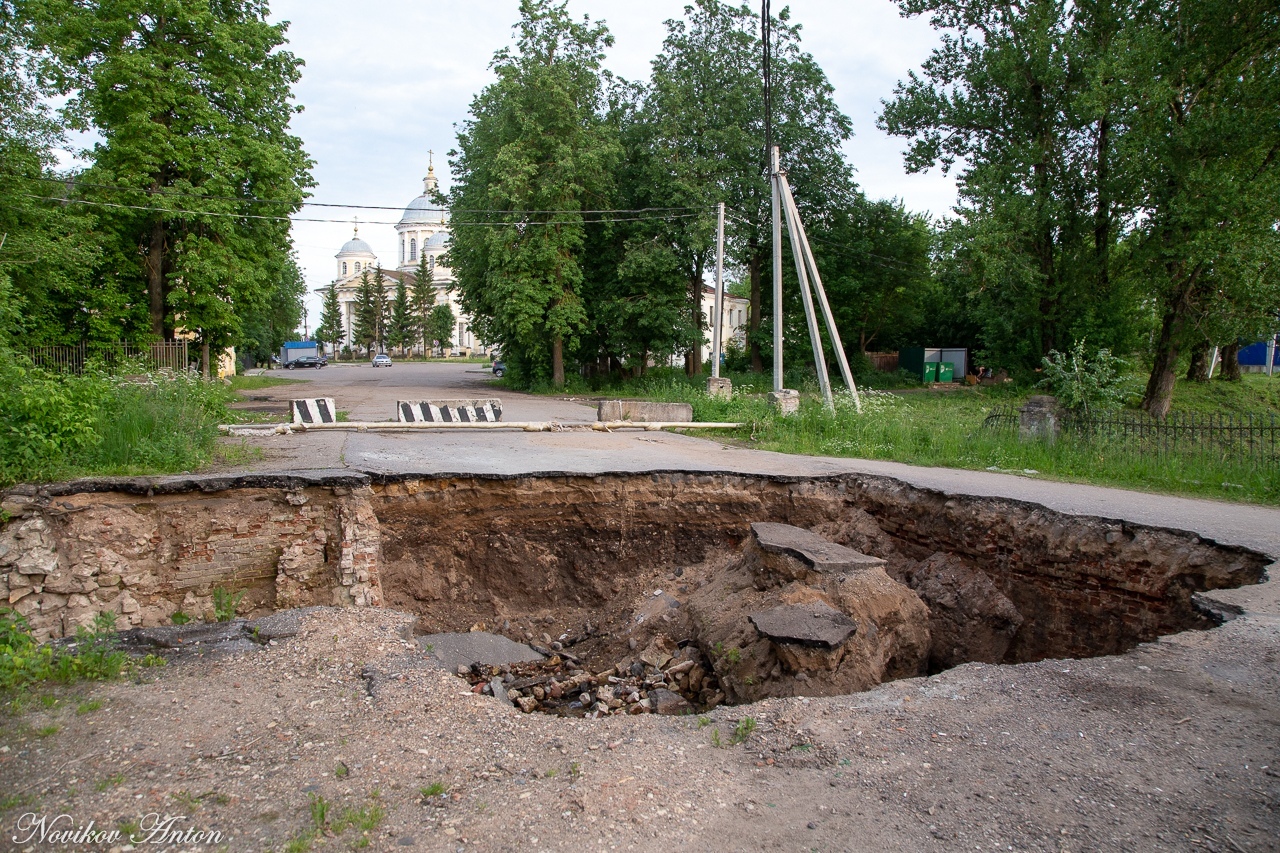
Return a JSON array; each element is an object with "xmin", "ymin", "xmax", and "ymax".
[
  {"xmin": 1239, "ymin": 337, "xmax": 1279, "ymax": 374},
  {"xmin": 900, "ymin": 347, "xmax": 968, "ymax": 383},
  {"xmin": 281, "ymin": 341, "xmax": 319, "ymax": 364}
]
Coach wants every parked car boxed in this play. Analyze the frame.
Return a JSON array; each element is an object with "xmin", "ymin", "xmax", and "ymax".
[
  {"xmin": 491, "ymin": 360, "xmax": 506, "ymax": 378},
  {"xmin": 371, "ymin": 353, "xmax": 392, "ymax": 367},
  {"xmin": 284, "ymin": 355, "xmax": 326, "ymax": 369}
]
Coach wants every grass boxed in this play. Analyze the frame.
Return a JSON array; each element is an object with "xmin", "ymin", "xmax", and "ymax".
[
  {"xmin": 226, "ymin": 375, "xmax": 303, "ymax": 392},
  {"xmin": 731, "ymin": 717, "xmax": 757, "ymax": 745},
  {"xmin": 419, "ymin": 782, "xmax": 448, "ymax": 798},
  {"xmin": 560, "ymin": 367, "xmax": 1279, "ymax": 505},
  {"xmin": 96, "ymin": 773, "xmax": 126, "ymax": 792},
  {"xmin": 1, "ymin": 610, "xmax": 130, "ymax": 691},
  {"xmin": 76, "ymin": 699, "xmax": 103, "ymax": 715}
]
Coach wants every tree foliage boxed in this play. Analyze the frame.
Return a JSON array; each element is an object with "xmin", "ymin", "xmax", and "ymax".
[
  {"xmin": 448, "ymin": 0, "xmax": 618, "ymax": 387},
  {"xmin": 23, "ymin": 0, "xmax": 314, "ymax": 352}
]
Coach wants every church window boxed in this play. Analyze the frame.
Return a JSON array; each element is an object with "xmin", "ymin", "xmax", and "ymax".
[
  {"xmin": 427, "ymin": 255, "xmax": 435, "ymax": 272},
  {"xmin": 342, "ymin": 262, "xmax": 348, "ymax": 275},
  {"xmin": 409, "ymin": 238, "xmax": 417, "ymax": 261},
  {"xmin": 355, "ymin": 261, "xmax": 362, "ymax": 272}
]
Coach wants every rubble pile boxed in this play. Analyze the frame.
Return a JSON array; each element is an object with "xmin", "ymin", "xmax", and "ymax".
[{"xmin": 456, "ymin": 637, "xmax": 723, "ymax": 718}]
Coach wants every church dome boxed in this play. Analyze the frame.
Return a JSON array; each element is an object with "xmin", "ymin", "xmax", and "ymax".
[
  {"xmin": 424, "ymin": 231, "xmax": 449, "ymax": 249},
  {"xmin": 400, "ymin": 195, "xmax": 439, "ymax": 225},
  {"xmin": 337, "ymin": 236, "xmax": 375, "ymax": 256}
]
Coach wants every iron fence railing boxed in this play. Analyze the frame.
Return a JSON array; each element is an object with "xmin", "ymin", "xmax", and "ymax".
[
  {"xmin": 982, "ymin": 404, "xmax": 1280, "ymax": 468},
  {"xmin": 25, "ymin": 341, "xmax": 192, "ymax": 375}
]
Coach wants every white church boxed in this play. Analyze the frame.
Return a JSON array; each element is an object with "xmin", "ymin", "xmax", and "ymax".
[{"xmin": 323, "ymin": 162, "xmax": 485, "ymax": 356}]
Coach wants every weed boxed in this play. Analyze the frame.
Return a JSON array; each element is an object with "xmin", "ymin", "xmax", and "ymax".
[
  {"xmin": 39, "ymin": 694, "xmax": 58, "ymax": 708},
  {"xmin": 36, "ymin": 724, "xmax": 58, "ymax": 737},
  {"xmin": 211, "ymin": 587, "xmax": 244, "ymax": 622},
  {"xmin": 419, "ymin": 782, "xmax": 448, "ymax": 798},
  {"xmin": 172, "ymin": 790, "xmax": 202, "ymax": 810},
  {"xmin": 731, "ymin": 717, "xmax": 757, "ymax": 745},
  {"xmin": 117, "ymin": 819, "xmax": 140, "ymax": 840},
  {"xmin": 307, "ymin": 793, "xmax": 329, "ymax": 830},
  {"xmin": 76, "ymin": 699, "xmax": 103, "ymax": 715},
  {"xmin": 282, "ymin": 833, "xmax": 314, "ymax": 853},
  {"xmin": 171, "ymin": 611, "xmax": 191, "ymax": 625},
  {"xmin": 792, "ymin": 743, "xmax": 812, "ymax": 753},
  {"xmin": 334, "ymin": 761, "xmax": 349, "ymax": 779},
  {"xmin": 696, "ymin": 716, "xmax": 712, "ymax": 729},
  {"xmin": 569, "ymin": 761, "xmax": 581, "ymax": 780},
  {"xmin": 96, "ymin": 773, "xmax": 126, "ymax": 792},
  {"xmin": 710, "ymin": 729, "xmax": 722, "ymax": 748},
  {"xmin": 0, "ymin": 793, "xmax": 35, "ymax": 811},
  {"xmin": 139, "ymin": 653, "xmax": 166, "ymax": 668},
  {"xmin": 331, "ymin": 801, "xmax": 384, "ymax": 834}
]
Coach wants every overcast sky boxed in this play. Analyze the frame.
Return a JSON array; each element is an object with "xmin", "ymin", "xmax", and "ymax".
[{"xmin": 265, "ymin": 0, "xmax": 956, "ymax": 328}]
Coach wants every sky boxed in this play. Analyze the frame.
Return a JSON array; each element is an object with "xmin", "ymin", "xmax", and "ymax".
[{"xmin": 266, "ymin": 0, "xmax": 958, "ymax": 329}]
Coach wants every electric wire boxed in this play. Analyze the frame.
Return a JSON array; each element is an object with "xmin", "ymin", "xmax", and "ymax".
[
  {"xmin": 15, "ymin": 194, "xmax": 710, "ymax": 227},
  {"xmin": 1, "ymin": 171, "xmax": 713, "ymax": 215}
]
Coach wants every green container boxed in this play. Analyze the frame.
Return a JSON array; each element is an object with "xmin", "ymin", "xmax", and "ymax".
[
  {"xmin": 920, "ymin": 362, "xmax": 938, "ymax": 382},
  {"xmin": 937, "ymin": 361, "xmax": 955, "ymax": 382}
]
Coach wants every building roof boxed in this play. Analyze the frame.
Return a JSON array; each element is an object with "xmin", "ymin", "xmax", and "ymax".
[{"xmin": 424, "ymin": 231, "xmax": 449, "ymax": 249}]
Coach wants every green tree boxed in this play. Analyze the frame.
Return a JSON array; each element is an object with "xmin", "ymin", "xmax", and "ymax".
[
  {"xmin": 315, "ymin": 282, "xmax": 345, "ymax": 358},
  {"xmin": 26, "ymin": 0, "xmax": 313, "ymax": 354},
  {"xmin": 1117, "ymin": 0, "xmax": 1280, "ymax": 416},
  {"xmin": 410, "ymin": 253, "xmax": 435, "ymax": 356},
  {"xmin": 880, "ymin": 0, "xmax": 1128, "ymax": 371},
  {"xmin": 369, "ymin": 265, "xmax": 389, "ymax": 353},
  {"xmin": 350, "ymin": 271, "xmax": 377, "ymax": 354},
  {"xmin": 237, "ymin": 252, "xmax": 306, "ymax": 367},
  {"xmin": 448, "ymin": 0, "xmax": 619, "ymax": 387},
  {"xmin": 387, "ymin": 278, "xmax": 413, "ymax": 356},
  {"xmin": 633, "ymin": 1, "xmax": 855, "ymax": 374},
  {"xmin": 425, "ymin": 303, "xmax": 455, "ymax": 357}
]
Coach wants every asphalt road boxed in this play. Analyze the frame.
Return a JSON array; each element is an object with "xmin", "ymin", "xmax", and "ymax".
[{"xmin": 234, "ymin": 361, "xmax": 1280, "ymax": 615}]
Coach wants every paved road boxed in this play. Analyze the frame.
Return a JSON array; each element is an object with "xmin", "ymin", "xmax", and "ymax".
[{"xmin": 236, "ymin": 361, "xmax": 1280, "ymax": 613}]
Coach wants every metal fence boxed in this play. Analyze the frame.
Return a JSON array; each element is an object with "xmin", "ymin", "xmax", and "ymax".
[
  {"xmin": 983, "ymin": 404, "xmax": 1280, "ymax": 468},
  {"xmin": 25, "ymin": 341, "xmax": 192, "ymax": 375}
]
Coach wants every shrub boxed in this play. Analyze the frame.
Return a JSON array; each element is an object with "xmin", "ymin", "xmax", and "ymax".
[
  {"xmin": 1039, "ymin": 339, "xmax": 1135, "ymax": 417},
  {"xmin": 0, "ymin": 609, "xmax": 128, "ymax": 690}
]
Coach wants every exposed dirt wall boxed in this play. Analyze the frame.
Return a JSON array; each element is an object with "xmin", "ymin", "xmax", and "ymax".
[{"xmin": 2, "ymin": 472, "xmax": 1268, "ymax": 663}]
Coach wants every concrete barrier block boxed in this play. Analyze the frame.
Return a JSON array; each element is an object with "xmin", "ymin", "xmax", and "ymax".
[
  {"xmin": 292, "ymin": 398, "xmax": 338, "ymax": 424},
  {"xmin": 597, "ymin": 400, "xmax": 693, "ymax": 423},
  {"xmin": 397, "ymin": 399, "xmax": 503, "ymax": 423}
]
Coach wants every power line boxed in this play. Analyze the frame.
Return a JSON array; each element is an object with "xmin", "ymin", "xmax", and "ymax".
[
  {"xmin": 2, "ymin": 172, "xmax": 713, "ymax": 215},
  {"xmin": 16, "ymin": 194, "xmax": 709, "ymax": 227}
]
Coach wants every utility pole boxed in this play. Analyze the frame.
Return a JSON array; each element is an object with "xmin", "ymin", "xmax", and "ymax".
[
  {"xmin": 711, "ymin": 202, "xmax": 725, "ymax": 379},
  {"xmin": 771, "ymin": 146, "xmax": 784, "ymax": 393}
]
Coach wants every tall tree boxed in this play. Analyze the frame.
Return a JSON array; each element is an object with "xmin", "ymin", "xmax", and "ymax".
[
  {"xmin": 237, "ymin": 252, "xmax": 306, "ymax": 366},
  {"xmin": 634, "ymin": 1, "xmax": 855, "ymax": 374},
  {"xmin": 426, "ymin": 303, "xmax": 455, "ymax": 358},
  {"xmin": 1118, "ymin": 0, "xmax": 1280, "ymax": 416},
  {"xmin": 315, "ymin": 282, "xmax": 345, "ymax": 358},
  {"xmin": 26, "ymin": 0, "xmax": 313, "ymax": 352},
  {"xmin": 387, "ymin": 277, "xmax": 413, "ymax": 356},
  {"xmin": 350, "ymin": 271, "xmax": 377, "ymax": 354},
  {"xmin": 409, "ymin": 253, "xmax": 435, "ymax": 357},
  {"xmin": 370, "ymin": 265, "xmax": 389, "ymax": 353},
  {"xmin": 448, "ymin": 0, "xmax": 619, "ymax": 387}
]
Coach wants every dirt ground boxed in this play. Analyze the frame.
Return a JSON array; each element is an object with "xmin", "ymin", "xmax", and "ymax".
[{"xmin": 2, "ymin": 602, "xmax": 1277, "ymax": 853}]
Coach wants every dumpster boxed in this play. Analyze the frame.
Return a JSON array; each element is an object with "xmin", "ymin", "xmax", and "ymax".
[
  {"xmin": 920, "ymin": 362, "xmax": 938, "ymax": 382},
  {"xmin": 937, "ymin": 362, "xmax": 955, "ymax": 383}
]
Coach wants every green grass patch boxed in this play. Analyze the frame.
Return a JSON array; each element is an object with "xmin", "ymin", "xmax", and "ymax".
[
  {"xmin": 226, "ymin": 374, "xmax": 303, "ymax": 392},
  {"xmin": 76, "ymin": 699, "xmax": 103, "ymax": 715}
]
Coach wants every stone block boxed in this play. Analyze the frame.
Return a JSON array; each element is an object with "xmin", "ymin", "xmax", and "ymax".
[
  {"xmin": 1019, "ymin": 395, "xmax": 1059, "ymax": 443},
  {"xmin": 767, "ymin": 389, "xmax": 800, "ymax": 415},
  {"xmin": 706, "ymin": 376, "xmax": 733, "ymax": 399},
  {"xmin": 597, "ymin": 400, "xmax": 694, "ymax": 423}
]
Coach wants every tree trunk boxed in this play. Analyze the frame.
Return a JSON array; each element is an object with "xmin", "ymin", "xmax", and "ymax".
[
  {"xmin": 748, "ymin": 245, "xmax": 764, "ymax": 372},
  {"xmin": 687, "ymin": 258, "xmax": 705, "ymax": 377},
  {"xmin": 1185, "ymin": 340, "xmax": 1210, "ymax": 381},
  {"xmin": 1219, "ymin": 342, "xmax": 1241, "ymax": 381},
  {"xmin": 1142, "ymin": 310, "xmax": 1185, "ymax": 419},
  {"xmin": 148, "ymin": 217, "xmax": 166, "ymax": 338},
  {"xmin": 200, "ymin": 340, "xmax": 211, "ymax": 380},
  {"xmin": 552, "ymin": 337, "xmax": 565, "ymax": 388}
]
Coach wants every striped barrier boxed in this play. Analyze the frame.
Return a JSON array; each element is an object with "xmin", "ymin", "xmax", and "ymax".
[
  {"xmin": 397, "ymin": 399, "xmax": 503, "ymax": 423},
  {"xmin": 291, "ymin": 398, "xmax": 338, "ymax": 424}
]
